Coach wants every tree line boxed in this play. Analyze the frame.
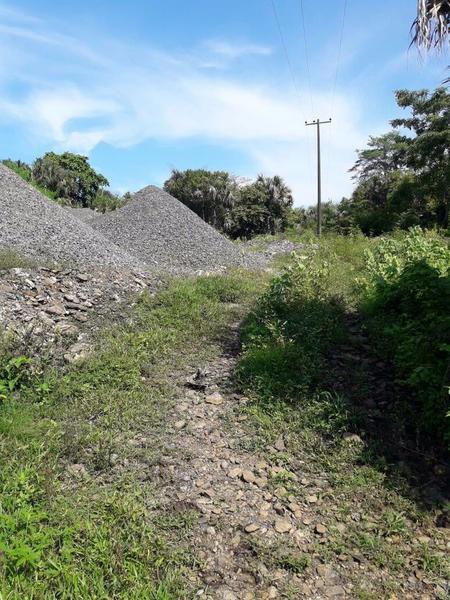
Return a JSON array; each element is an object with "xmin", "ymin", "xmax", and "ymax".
[
  {"xmin": 3, "ymin": 86, "xmax": 448, "ymax": 238},
  {"xmin": 163, "ymin": 170, "xmax": 294, "ymax": 239},
  {"xmin": 316, "ymin": 86, "xmax": 450, "ymax": 236}
]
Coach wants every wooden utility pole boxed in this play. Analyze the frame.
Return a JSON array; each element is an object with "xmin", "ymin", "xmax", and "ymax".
[{"xmin": 305, "ymin": 118, "xmax": 332, "ymax": 236}]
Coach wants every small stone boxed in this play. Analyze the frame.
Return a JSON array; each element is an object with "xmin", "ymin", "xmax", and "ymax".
[
  {"xmin": 245, "ymin": 522, "xmax": 260, "ymax": 533},
  {"xmin": 205, "ymin": 392, "xmax": 224, "ymax": 405},
  {"xmin": 267, "ymin": 587, "xmax": 278, "ymax": 599},
  {"xmin": 72, "ymin": 312, "xmax": 88, "ymax": 322},
  {"xmin": 274, "ymin": 519, "xmax": 291, "ymax": 533},
  {"xmin": 315, "ymin": 523, "xmax": 328, "ymax": 535},
  {"xmin": 54, "ymin": 322, "xmax": 79, "ymax": 336},
  {"xmin": 228, "ymin": 467, "xmax": 242, "ymax": 478},
  {"xmin": 324, "ymin": 586, "xmax": 345, "ymax": 598},
  {"xmin": 274, "ymin": 436, "xmax": 286, "ymax": 451},
  {"xmin": 174, "ymin": 420, "xmax": 186, "ymax": 429},
  {"xmin": 307, "ymin": 494, "xmax": 318, "ymax": 504},
  {"xmin": 417, "ymin": 535, "xmax": 431, "ymax": 544},
  {"xmin": 317, "ymin": 565, "xmax": 339, "ymax": 582},
  {"xmin": 45, "ymin": 303, "xmax": 65, "ymax": 316},
  {"xmin": 242, "ymin": 470, "xmax": 256, "ymax": 483},
  {"xmin": 274, "ymin": 487, "xmax": 288, "ymax": 498},
  {"xmin": 67, "ymin": 463, "xmax": 88, "ymax": 478},
  {"xmin": 343, "ymin": 432, "xmax": 363, "ymax": 444},
  {"xmin": 254, "ymin": 477, "xmax": 268, "ymax": 488}
]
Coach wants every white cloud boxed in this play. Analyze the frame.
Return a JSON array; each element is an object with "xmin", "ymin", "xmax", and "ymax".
[
  {"xmin": 205, "ymin": 39, "xmax": 272, "ymax": 59},
  {"xmin": 0, "ymin": 1, "xmax": 370, "ymax": 204}
]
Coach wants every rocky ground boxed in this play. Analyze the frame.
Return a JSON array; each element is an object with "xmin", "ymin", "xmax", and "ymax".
[
  {"xmin": 150, "ymin": 318, "xmax": 449, "ymax": 599},
  {"xmin": 0, "ymin": 266, "xmax": 158, "ymax": 362}
]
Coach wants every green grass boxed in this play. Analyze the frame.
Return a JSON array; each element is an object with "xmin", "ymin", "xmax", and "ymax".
[
  {"xmin": 0, "ymin": 271, "xmax": 266, "ymax": 598},
  {"xmin": 0, "ymin": 250, "xmax": 34, "ymax": 271},
  {"xmin": 235, "ymin": 233, "xmax": 450, "ymax": 593}
]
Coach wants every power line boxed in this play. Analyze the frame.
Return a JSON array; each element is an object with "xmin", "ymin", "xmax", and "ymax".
[
  {"xmin": 269, "ymin": 0, "xmax": 302, "ymax": 99},
  {"xmin": 331, "ymin": 0, "xmax": 348, "ymax": 113},
  {"xmin": 299, "ymin": 0, "xmax": 313, "ymax": 114}
]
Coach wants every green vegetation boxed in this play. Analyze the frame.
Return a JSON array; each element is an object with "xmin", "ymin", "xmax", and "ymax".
[
  {"xmin": 164, "ymin": 169, "xmax": 293, "ymax": 239},
  {"xmin": 296, "ymin": 87, "xmax": 450, "ymax": 236},
  {"xmin": 32, "ymin": 152, "xmax": 109, "ymax": 208},
  {"xmin": 361, "ymin": 228, "xmax": 450, "ymax": 443},
  {"xmin": 2, "ymin": 154, "xmax": 127, "ymax": 211},
  {"xmin": 0, "ymin": 272, "xmax": 264, "ymax": 598},
  {"xmin": 0, "ymin": 249, "xmax": 34, "ymax": 271},
  {"xmin": 236, "ymin": 229, "xmax": 449, "ymax": 593}
]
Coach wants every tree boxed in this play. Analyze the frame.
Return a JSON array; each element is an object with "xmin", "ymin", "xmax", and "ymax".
[
  {"xmin": 228, "ymin": 175, "xmax": 293, "ymax": 238},
  {"xmin": 32, "ymin": 152, "xmax": 109, "ymax": 208},
  {"xmin": 350, "ymin": 132, "xmax": 407, "ymax": 182},
  {"xmin": 164, "ymin": 168, "xmax": 294, "ymax": 239},
  {"xmin": 411, "ymin": 0, "xmax": 450, "ymax": 82},
  {"xmin": 391, "ymin": 87, "xmax": 450, "ymax": 226},
  {"xmin": 346, "ymin": 87, "xmax": 450, "ymax": 233},
  {"xmin": 164, "ymin": 169, "xmax": 238, "ymax": 231}
]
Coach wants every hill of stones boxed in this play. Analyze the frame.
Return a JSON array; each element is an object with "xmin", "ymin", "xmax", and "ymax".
[{"xmin": 0, "ymin": 163, "xmax": 263, "ymax": 358}]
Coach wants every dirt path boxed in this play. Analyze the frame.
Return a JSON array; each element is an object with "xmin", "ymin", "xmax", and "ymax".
[
  {"xmin": 156, "ymin": 323, "xmax": 347, "ymax": 599},
  {"xmin": 152, "ymin": 314, "xmax": 449, "ymax": 600}
]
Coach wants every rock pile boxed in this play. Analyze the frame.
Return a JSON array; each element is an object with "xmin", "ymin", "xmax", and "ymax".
[
  {"xmin": 63, "ymin": 206, "xmax": 98, "ymax": 223},
  {"xmin": 90, "ymin": 185, "xmax": 252, "ymax": 273},
  {"xmin": 0, "ymin": 266, "xmax": 155, "ymax": 360},
  {"xmin": 0, "ymin": 164, "xmax": 145, "ymax": 272}
]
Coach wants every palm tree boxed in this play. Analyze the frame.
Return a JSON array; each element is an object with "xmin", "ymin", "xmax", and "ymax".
[{"xmin": 411, "ymin": 0, "xmax": 449, "ymax": 50}]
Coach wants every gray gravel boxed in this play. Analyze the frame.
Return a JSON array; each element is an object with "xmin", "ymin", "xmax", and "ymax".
[
  {"xmin": 0, "ymin": 163, "xmax": 146, "ymax": 272},
  {"xmin": 91, "ymin": 185, "xmax": 254, "ymax": 273},
  {"xmin": 63, "ymin": 206, "xmax": 98, "ymax": 223}
]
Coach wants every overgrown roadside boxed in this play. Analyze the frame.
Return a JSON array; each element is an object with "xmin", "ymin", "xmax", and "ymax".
[
  {"xmin": 0, "ymin": 271, "xmax": 266, "ymax": 598},
  {"xmin": 1, "ymin": 231, "xmax": 449, "ymax": 599},
  {"xmin": 234, "ymin": 232, "xmax": 449, "ymax": 599}
]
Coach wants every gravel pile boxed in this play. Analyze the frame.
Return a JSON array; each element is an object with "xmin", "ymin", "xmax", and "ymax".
[
  {"xmin": 0, "ymin": 164, "xmax": 145, "ymax": 272},
  {"xmin": 91, "ymin": 185, "xmax": 252, "ymax": 273},
  {"xmin": 63, "ymin": 206, "xmax": 98, "ymax": 223}
]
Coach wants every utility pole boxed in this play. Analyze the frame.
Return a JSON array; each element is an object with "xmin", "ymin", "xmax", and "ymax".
[{"xmin": 305, "ymin": 118, "xmax": 332, "ymax": 236}]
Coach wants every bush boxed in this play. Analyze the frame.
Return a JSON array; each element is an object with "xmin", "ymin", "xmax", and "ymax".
[
  {"xmin": 237, "ymin": 252, "xmax": 344, "ymax": 402},
  {"xmin": 362, "ymin": 227, "xmax": 450, "ymax": 444}
]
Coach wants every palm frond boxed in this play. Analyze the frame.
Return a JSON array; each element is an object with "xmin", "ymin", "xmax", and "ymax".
[{"xmin": 411, "ymin": 0, "xmax": 450, "ymax": 50}]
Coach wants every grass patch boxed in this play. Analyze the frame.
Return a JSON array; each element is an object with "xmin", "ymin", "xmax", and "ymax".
[
  {"xmin": 0, "ymin": 271, "xmax": 266, "ymax": 598},
  {"xmin": 0, "ymin": 249, "xmax": 34, "ymax": 271}
]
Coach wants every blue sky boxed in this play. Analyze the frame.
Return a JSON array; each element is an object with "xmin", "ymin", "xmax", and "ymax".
[{"xmin": 0, "ymin": 0, "xmax": 447, "ymax": 205}]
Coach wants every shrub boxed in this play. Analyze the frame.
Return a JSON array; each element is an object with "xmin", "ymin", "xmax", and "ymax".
[
  {"xmin": 362, "ymin": 227, "xmax": 450, "ymax": 444},
  {"xmin": 237, "ymin": 252, "xmax": 344, "ymax": 402}
]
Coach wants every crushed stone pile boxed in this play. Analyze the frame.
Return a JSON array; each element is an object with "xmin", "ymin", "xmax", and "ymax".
[
  {"xmin": 63, "ymin": 206, "xmax": 98, "ymax": 223},
  {"xmin": 90, "ymin": 185, "xmax": 254, "ymax": 273},
  {"xmin": 0, "ymin": 164, "xmax": 146, "ymax": 272}
]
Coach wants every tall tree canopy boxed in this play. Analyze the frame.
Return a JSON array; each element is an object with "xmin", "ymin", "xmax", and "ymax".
[
  {"xmin": 163, "ymin": 169, "xmax": 237, "ymax": 231},
  {"xmin": 342, "ymin": 87, "xmax": 450, "ymax": 235},
  {"xmin": 32, "ymin": 152, "xmax": 109, "ymax": 208},
  {"xmin": 164, "ymin": 169, "xmax": 294, "ymax": 239}
]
